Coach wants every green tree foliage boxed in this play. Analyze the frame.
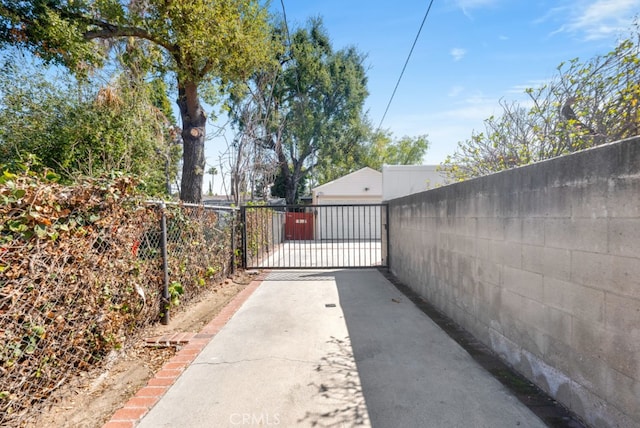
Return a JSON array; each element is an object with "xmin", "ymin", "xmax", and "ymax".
[
  {"xmin": 0, "ymin": 52, "xmax": 177, "ymax": 194},
  {"xmin": 442, "ymin": 31, "xmax": 640, "ymax": 182},
  {"xmin": 314, "ymin": 130, "xmax": 429, "ymax": 184},
  {"xmin": 270, "ymin": 169, "xmax": 307, "ymax": 202},
  {"xmin": 228, "ymin": 18, "xmax": 369, "ymax": 204},
  {"xmin": 368, "ymin": 132, "xmax": 429, "ymax": 167},
  {"xmin": 0, "ymin": 0, "xmax": 275, "ymax": 202}
]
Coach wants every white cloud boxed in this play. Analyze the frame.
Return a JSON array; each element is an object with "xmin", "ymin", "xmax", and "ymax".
[
  {"xmin": 453, "ymin": 0, "xmax": 501, "ymax": 17},
  {"xmin": 569, "ymin": 0, "xmax": 639, "ymax": 39},
  {"xmin": 505, "ymin": 79, "xmax": 552, "ymax": 96},
  {"xmin": 382, "ymin": 93, "xmax": 504, "ymax": 161},
  {"xmin": 448, "ymin": 85, "xmax": 465, "ymax": 97},
  {"xmin": 454, "ymin": 0, "xmax": 500, "ymax": 11},
  {"xmin": 436, "ymin": 93, "xmax": 500, "ymax": 121},
  {"xmin": 545, "ymin": 0, "xmax": 640, "ymax": 40},
  {"xmin": 450, "ymin": 48, "xmax": 467, "ymax": 61},
  {"xmin": 387, "ymin": 105, "xmax": 496, "ymax": 161}
]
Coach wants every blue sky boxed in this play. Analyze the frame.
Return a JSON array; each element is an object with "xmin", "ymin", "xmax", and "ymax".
[{"xmin": 206, "ymin": 0, "xmax": 640, "ymax": 192}]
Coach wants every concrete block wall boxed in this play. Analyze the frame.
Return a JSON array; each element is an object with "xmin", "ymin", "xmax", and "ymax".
[{"xmin": 388, "ymin": 137, "xmax": 640, "ymax": 428}]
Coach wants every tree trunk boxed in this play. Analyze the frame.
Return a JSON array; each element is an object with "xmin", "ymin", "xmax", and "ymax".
[
  {"xmin": 177, "ymin": 81, "xmax": 207, "ymax": 203},
  {"xmin": 274, "ymin": 142, "xmax": 297, "ymax": 205},
  {"xmin": 285, "ymin": 174, "xmax": 297, "ymax": 205}
]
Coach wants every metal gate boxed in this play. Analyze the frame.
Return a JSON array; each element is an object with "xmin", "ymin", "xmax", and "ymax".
[{"xmin": 240, "ymin": 204, "xmax": 388, "ymax": 269}]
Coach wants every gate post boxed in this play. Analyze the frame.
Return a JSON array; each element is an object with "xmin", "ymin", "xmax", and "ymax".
[{"xmin": 382, "ymin": 203, "xmax": 390, "ymax": 268}]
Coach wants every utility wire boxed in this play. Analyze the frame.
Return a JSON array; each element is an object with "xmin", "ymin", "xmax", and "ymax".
[
  {"xmin": 280, "ymin": 0, "xmax": 292, "ymax": 48},
  {"xmin": 377, "ymin": 0, "xmax": 436, "ymax": 133}
]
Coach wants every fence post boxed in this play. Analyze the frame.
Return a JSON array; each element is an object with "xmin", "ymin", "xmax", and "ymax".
[
  {"xmin": 160, "ymin": 202, "xmax": 170, "ymax": 325},
  {"xmin": 240, "ymin": 205, "xmax": 247, "ymax": 269},
  {"xmin": 230, "ymin": 209, "xmax": 237, "ymax": 275},
  {"xmin": 384, "ymin": 203, "xmax": 390, "ymax": 268}
]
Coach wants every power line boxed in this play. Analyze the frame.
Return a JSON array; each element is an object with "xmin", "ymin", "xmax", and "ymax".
[
  {"xmin": 377, "ymin": 0, "xmax": 436, "ymax": 133},
  {"xmin": 280, "ymin": 0, "xmax": 292, "ymax": 48}
]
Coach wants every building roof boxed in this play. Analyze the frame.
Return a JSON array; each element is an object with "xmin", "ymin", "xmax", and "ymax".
[{"xmin": 312, "ymin": 167, "xmax": 382, "ymax": 197}]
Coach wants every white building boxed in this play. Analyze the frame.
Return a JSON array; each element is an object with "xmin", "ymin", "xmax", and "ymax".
[
  {"xmin": 308, "ymin": 165, "xmax": 448, "ymax": 240},
  {"xmin": 382, "ymin": 165, "xmax": 448, "ymax": 201},
  {"xmin": 312, "ymin": 167, "xmax": 382, "ymax": 205},
  {"xmin": 311, "ymin": 167, "xmax": 382, "ymax": 240}
]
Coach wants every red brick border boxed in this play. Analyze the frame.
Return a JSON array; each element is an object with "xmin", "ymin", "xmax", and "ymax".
[{"xmin": 101, "ymin": 272, "xmax": 268, "ymax": 428}]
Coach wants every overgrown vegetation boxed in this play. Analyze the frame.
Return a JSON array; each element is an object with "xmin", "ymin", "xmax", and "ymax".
[
  {"xmin": 242, "ymin": 203, "xmax": 281, "ymax": 266},
  {"xmin": 442, "ymin": 27, "xmax": 640, "ymax": 181},
  {"xmin": 0, "ymin": 0, "xmax": 276, "ymax": 202},
  {"xmin": 0, "ymin": 52, "xmax": 181, "ymax": 196},
  {"xmin": 0, "ymin": 165, "xmax": 236, "ymax": 426},
  {"xmin": 162, "ymin": 203, "xmax": 237, "ymax": 308}
]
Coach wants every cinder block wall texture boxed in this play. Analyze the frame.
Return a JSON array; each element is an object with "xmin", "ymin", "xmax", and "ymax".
[{"xmin": 388, "ymin": 137, "xmax": 640, "ymax": 428}]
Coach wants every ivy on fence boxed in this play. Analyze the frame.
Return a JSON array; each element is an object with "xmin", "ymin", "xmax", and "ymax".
[
  {"xmin": 0, "ymin": 167, "xmax": 237, "ymax": 426},
  {"xmin": 242, "ymin": 203, "xmax": 282, "ymax": 266},
  {"xmin": 161, "ymin": 203, "xmax": 238, "ymax": 309}
]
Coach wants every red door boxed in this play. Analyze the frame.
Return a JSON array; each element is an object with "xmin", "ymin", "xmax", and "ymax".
[{"xmin": 285, "ymin": 212, "xmax": 314, "ymax": 240}]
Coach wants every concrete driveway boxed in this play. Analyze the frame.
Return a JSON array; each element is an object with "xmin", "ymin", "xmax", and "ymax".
[
  {"xmin": 251, "ymin": 241, "xmax": 383, "ymax": 269},
  {"xmin": 137, "ymin": 269, "xmax": 547, "ymax": 428}
]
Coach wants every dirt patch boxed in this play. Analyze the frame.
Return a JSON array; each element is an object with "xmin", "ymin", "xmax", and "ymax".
[{"xmin": 25, "ymin": 272, "xmax": 255, "ymax": 428}]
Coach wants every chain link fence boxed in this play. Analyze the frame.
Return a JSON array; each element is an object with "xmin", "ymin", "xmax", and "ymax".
[
  {"xmin": 158, "ymin": 202, "xmax": 239, "ymax": 318},
  {"xmin": 0, "ymin": 172, "xmax": 239, "ymax": 426},
  {"xmin": 241, "ymin": 205, "xmax": 285, "ymax": 268}
]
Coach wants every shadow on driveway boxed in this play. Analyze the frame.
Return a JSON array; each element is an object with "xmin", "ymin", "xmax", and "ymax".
[
  {"xmin": 136, "ymin": 268, "xmax": 583, "ymax": 428},
  {"xmin": 292, "ymin": 269, "xmax": 582, "ymax": 428}
]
